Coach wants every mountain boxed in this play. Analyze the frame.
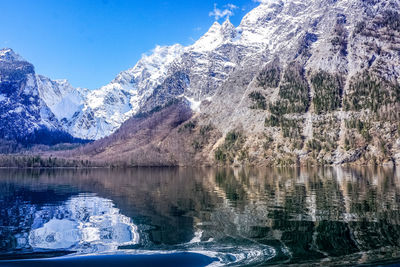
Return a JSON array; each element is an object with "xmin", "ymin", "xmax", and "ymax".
[
  {"xmin": 57, "ymin": 19, "xmax": 244, "ymax": 140},
  {"xmin": 0, "ymin": 44, "xmax": 186, "ymax": 142},
  {"xmin": 67, "ymin": 44, "xmax": 185, "ymax": 140},
  {"xmin": 3, "ymin": 0, "xmax": 400, "ymax": 166},
  {"xmin": 0, "ymin": 48, "xmax": 86, "ymax": 149},
  {"xmin": 56, "ymin": 0, "xmax": 400, "ymax": 166},
  {"xmin": 0, "ymin": 15, "xmax": 266, "ymax": 142}
]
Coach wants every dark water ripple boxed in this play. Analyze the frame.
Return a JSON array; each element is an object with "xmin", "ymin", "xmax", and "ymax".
[{"xmin": 0, "ymin": 167, "xmax": 399, "ymax": 266}]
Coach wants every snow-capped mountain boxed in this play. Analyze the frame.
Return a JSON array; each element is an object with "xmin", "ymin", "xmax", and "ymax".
[
  {"xmin": 67, "ymin": 44, "xmax": 184, "ymax": 140},
  {"xmin": 60, "ymin": 0, "xmax": 400, "ymax": 166},
  {"xmin": 2, "ymin": 0, "xmax": 400, "ymax": 166},
  {"xmin": 0, "ymin": 44, "xmax": 186, "ymax": 141},
  {"xmin": 0, "ymin": 48, "xmax": 76, "ymax": 144},
  {"xmin": 0, "ymin": 48, "xmax": 25, "ymax": 61},
  {"xmin": 0, "ymin": 4, "xmax": 278, "ymax": 141}
]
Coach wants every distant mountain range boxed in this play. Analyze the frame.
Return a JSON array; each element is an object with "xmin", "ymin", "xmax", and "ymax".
[{"xmin": 1, "ymin": 0, "xmax": 400, "ymax": 166}]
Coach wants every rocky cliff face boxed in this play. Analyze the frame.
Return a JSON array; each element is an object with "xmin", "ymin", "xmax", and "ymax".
[{"xmin": 196, "ymin": 0, "xmax": 400, "ymax": 166}]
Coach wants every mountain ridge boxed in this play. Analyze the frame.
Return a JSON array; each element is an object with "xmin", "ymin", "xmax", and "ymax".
[{"xmin": 1, "ymin": 0, "xmax": 400, "ymax": 166}]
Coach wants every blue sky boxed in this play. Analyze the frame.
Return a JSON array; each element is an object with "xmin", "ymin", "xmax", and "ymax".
[{"xmin": 0, "ymin": 0, "xmax": 260, "ymax": 89}]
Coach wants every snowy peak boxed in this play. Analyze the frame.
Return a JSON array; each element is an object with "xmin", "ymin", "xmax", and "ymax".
[
  {"xmin": 112, "ymin": 44, "xmax": 184, "ymax": 88},
  {"xmin": 191, "ymin": 22, "xmax": 222, "ymax": 52},
  {"xmin": 191, "ymin": 19, "xmax": 238, "ymax": 52},
  {"xmin": 0, "ymin": 48, "xmax": 25, "ymax": 62},
  {"xmin": 209, "ymin": 21, "xmax": 222, "ymax": 32},
  {"xmin": 221, "ymin": 19, "xmax": 238, "ymax": 40}
]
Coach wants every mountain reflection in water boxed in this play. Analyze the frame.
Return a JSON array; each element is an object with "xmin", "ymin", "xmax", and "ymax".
[
  {"xmin": 27, "ymin": 194, "xmax": 138, "ymax": 252},
  {"xmin": 0, "ymin": 167, "xmax": 400, "ymax": 266}
]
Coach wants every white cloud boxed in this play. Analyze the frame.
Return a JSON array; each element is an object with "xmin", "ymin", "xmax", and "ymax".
[
  {"xmin": 209, "ymin": 3, "xmax": 238, "ymax": 21},
  {"xmin": 226, "ymin": 3, "xmax": 238, "ymax": 10}
]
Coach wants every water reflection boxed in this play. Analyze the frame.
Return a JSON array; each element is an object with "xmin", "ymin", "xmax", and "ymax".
[
  {"xmin": 27, "ymin": 194, "xmax": 139, "ymax": 252},
  {"xmin": 0, "ymin": 167, "xmax": 400, "ymax": 265}
]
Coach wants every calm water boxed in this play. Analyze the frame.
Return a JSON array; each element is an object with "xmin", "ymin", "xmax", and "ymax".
[{"xmin": 0, "ymin": 167, "xmax": 400, "ymax": 266}]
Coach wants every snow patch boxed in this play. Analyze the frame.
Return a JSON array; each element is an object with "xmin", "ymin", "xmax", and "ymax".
[
  {"xmin": 185, "ymin": 96, "xmax": 202, "ymax": 112},
  {"xmin": 188, "ymin": 230, "xmax": 203, "ymax": 244},
  {"xmin": 13, "ymin": 107, "xmax": 24, "ymax": 113}
]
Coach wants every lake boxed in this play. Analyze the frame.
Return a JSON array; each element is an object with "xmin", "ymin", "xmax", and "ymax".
[{"xmin": 0, "ymin": 167, "xmax": 400, "ymax": 266}]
